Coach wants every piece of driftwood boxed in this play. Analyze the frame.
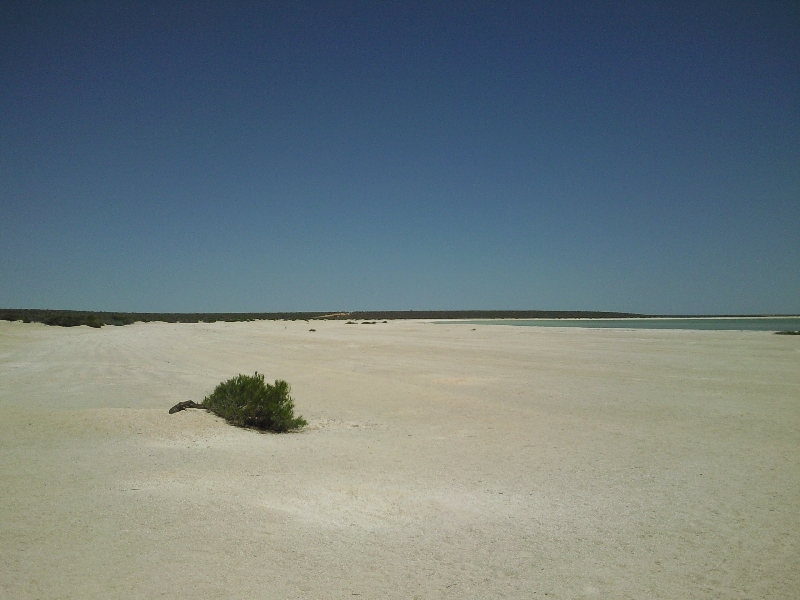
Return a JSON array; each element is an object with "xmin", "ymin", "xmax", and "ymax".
[{"xmin": 168, "ymin": 400, "xmax": 208, "ymax": 414}]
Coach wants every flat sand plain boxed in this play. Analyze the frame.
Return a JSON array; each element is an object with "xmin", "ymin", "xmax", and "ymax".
[{"xmin": 1, "ymin": 319, "xmax": 798, "ymax": 599}]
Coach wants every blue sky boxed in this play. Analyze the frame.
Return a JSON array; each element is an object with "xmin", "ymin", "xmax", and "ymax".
[{"xmin": 2, "ymin": 2, "xmax": 798, "ymax": 314}]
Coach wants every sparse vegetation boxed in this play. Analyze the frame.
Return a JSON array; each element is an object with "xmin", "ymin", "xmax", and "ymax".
[
  {"xmin": 170, "ymin": 373, "xmax": 306, "ymax": 432},
  {"xmin": 1, "ymin": 309, "xmax": 655, "ymax": 328},
  {"xmin": 42, "ymin": 313, "xmax": 102, "ymax": 328},
  {"xmin": 0, "ymin": 310, "xmax": 342, "ymax": 328}
]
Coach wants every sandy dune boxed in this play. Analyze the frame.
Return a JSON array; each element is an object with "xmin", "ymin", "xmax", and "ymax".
[{"xmin": 1, "ymin": 319, "xmax": 798, "ymax": 599}]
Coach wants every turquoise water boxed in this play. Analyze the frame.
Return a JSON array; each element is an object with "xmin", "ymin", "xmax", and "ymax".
[{"xmin": 435, "ymin": 318, "xmax": 800, "ymax": 332}]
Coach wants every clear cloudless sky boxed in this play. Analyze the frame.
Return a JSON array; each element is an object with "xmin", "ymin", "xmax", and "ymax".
[{"xmin": 1, "ymin": 1, "xmax": 798, "ymax": 314}]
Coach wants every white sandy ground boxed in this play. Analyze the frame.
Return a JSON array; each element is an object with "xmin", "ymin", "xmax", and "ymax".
[{"xmin": 0, "ymin": 320, "xmax": 798, "ymax": 599}]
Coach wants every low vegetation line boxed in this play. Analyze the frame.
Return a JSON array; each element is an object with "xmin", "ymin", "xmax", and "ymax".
[{"xmin": 0, "ymin": 309, "xmax": 646, "ymax": 328}]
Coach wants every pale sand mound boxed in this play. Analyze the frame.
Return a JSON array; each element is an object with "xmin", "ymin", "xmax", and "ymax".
[{"xmin": 0, "ymin": 320, "xmax": 798, "ymax": 598}]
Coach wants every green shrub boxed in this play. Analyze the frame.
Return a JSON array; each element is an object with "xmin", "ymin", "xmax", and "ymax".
[
  {"xmin": 42, "ymin": 313, "xmax": 102, "ymax": 327},
  {"xmin": 202, "ymin": 373, "xmax": 307, "ymax": 432},
  {"xmin": 111, "ymin": 314, "xmax": 136, "ymax": 325}
]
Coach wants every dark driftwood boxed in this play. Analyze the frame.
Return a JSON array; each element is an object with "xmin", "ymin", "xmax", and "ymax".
[{"xmin": 168, "ymin": 400, "xmax": 208, "ymax": 414}]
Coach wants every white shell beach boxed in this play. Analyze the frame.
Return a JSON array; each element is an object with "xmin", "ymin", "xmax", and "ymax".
[{"xmin": 1, "ymin": 319, "xmax": 798, "ymax": 598}]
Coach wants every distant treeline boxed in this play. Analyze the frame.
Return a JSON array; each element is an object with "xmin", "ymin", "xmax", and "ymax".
[
  {"xmin": 0, "ymin": 309, "xmax": 644, "ymax": 328},
  {"xmin": 0, "ymin": 309, "xmax": 331, "ymax": 328}
]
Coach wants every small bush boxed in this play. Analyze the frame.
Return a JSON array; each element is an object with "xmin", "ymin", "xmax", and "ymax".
[
  {"xmin": 202, "ymin": 373, "xmax": 307, "ymax": 432},
  {"xmin": 109, "ymin": 313, "xmax": 135, "ymax": 325}
]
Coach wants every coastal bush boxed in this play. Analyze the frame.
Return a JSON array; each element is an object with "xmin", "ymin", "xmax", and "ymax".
[
  {"xmin": 110, "ymin": 313, "xmax": 136, "ymax": 325},
  {"xmin": 42, "ymin": 313, "xmax": 102, "ymax": 328},
  {"xmin": 201, "ymin": 373, "xmax": 307, "ymax": 432}
]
